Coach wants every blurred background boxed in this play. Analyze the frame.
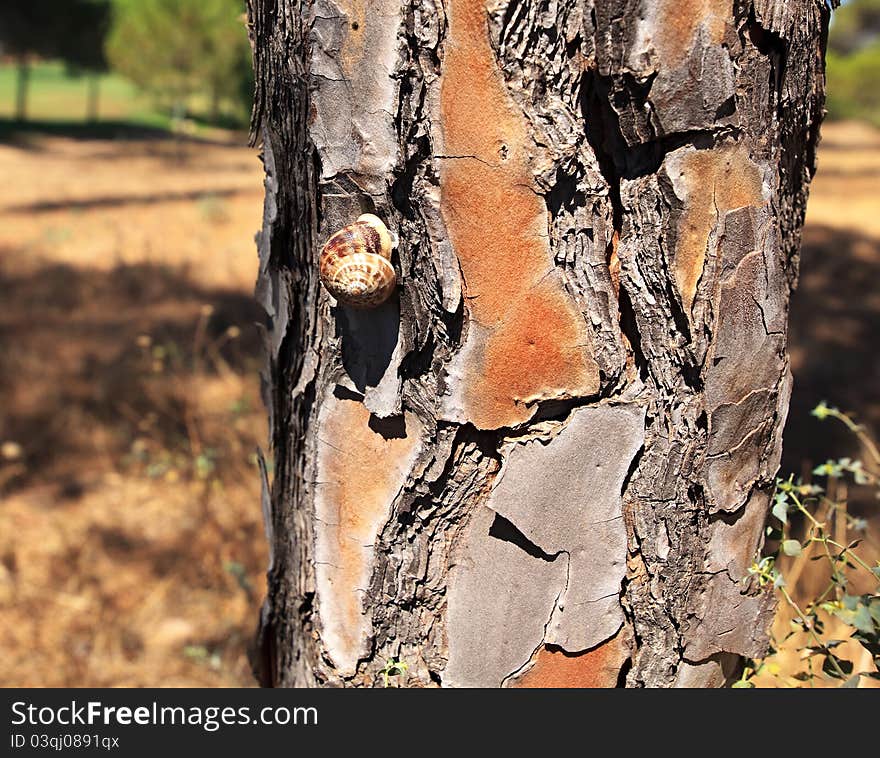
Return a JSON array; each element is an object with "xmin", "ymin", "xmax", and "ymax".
[{"xmin": 0, "ymin": 1, "xmax": 877, "ymax": 687}]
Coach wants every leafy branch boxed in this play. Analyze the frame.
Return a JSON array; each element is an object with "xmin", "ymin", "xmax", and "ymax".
[{"xmin": 740, "ymin": 403, "xmax": 880, "ymax": 688}]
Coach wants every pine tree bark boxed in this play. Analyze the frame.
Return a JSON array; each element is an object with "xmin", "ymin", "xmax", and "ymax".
[{"xmin": 247, "ymin": 0, "xmax": 832, "ymax": 687}]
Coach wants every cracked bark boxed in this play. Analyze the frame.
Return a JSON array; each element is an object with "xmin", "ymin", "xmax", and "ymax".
[{"xmin": 247, "ymin": 0, "xmax": 832, "ymax": 687}]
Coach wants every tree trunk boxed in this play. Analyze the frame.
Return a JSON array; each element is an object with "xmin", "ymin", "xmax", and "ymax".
[
  {"xmin": 210, "ymin": 84, "xmax": 220, "ymax": 124},
  {"xmin": 15, "ymin": 57, "xmax": 30, "ymax": 122},
  {"xmin": 86, "ymin": 72, "xmax": 100, "ymax": 123},
  {"xmin": 247, "ymin": 0, "xmax": 831, "ymax": 687}
]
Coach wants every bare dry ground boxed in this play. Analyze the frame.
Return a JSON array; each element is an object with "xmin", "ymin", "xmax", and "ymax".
[
  {"xmin": 0, "ymin": 121, "xmax": 876, "ymax": 687},
  {"xmin": 0, "ymin": 130, "xmax": 268, "ymax": 686}
]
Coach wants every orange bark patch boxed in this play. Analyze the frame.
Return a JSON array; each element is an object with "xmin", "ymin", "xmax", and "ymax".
[
  {"xmin": 654, "ymin": 0, "xmax": 730, "ymax": 66},
  {"xmin": 314, "ymin": 394, "xmax": 422, "ymax": 673},
  {"xmin": 438, "ymin": 0, "xmax": 599, "ymax": 429},
  {"xmin": 608, "ymin": 229, "xmax": 621, "ymax": 299},
  {"xmin": 511, "ymin": 635, "xmax": 630, "ymax": 688},
  {"xmin": 670, "ymin": 143, "xmax": 765, "ymax": 312}
]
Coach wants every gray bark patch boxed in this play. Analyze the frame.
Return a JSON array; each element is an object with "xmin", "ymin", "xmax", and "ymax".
[
  {"xmin": 444, "ymin": 505, "xmax": 567, "ymax": 687},
  {"xmin": 444, "ymin": 404, "xmax": 645, "ymax": 685}
]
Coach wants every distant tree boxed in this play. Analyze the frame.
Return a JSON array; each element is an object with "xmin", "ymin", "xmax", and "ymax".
[
  {"xmin": 828, "ymin": 0, "xmax": 880, "ymax": 55},
  {"xmin": 0, "ymin": 0, "xmax": 111, "ymax": 121},
  {"xmin": 199, "ymin": 1, "xmax": 255, "ymax": 122},
  {"xmin": 106, "ymin": 0, "xmax": 252, "ymax": 124},
  {"xmin": 826, "ymin": 0, "xmax": 880, "ymax": 124}
]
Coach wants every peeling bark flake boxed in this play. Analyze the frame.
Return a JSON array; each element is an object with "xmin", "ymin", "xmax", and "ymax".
[
  {"xmin": 314, "ymin": 392, "xmax": 422, "ymax": 675},
  {"xmin": 665, "ymin": 143, "xmax": 767, "ymax": 315},
  {"xmin": 653, "ymin": 0, "xmax": 731, "ymax": 66},
  {"xmin": 444, "ymin": 505, "xmax": 567, "ymax": 687},
  {"xmin": 444, "ymin": 405, "xmax": 644, "ymax": 685},
  {"xmin": 310, "ymin": 0, "xmax": 400, "ymax": 186}
]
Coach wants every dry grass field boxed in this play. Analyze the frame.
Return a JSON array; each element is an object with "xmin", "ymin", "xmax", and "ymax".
[
  {"xmin": 0, "ymin": 120, "xmax": 877, "ymax": 687},
  {"xmin": 0, "ymin": 129, "xmax": 267, "ymax": 686}
]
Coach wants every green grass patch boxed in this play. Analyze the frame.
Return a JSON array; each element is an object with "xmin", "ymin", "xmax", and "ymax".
[
  {"xmin": 0, "ymin": 60, "xmax": 249, "ymax": 132},
  {"xmin": 0, "ymin": 60, "xmax": 166, "ymax": 126}
]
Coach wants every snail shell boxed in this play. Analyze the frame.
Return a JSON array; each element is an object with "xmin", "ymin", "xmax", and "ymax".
[{"xmin": 318, "ymin": 214, "xmax": 397, "ymax": 308}]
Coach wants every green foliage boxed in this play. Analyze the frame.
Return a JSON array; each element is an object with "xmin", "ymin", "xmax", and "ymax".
[
  {"xmin": 380, "ymin": 658, "xmax": 409, "ymax": 688},
  {"xmin": 183, "ymin": 644, "xmax": 222, "ymax": 670},
  {"xmin": 0, "ymin": 60, "xmax": 169, "ymax": 126},
  {"xmin": 828, "ymin": 0, "xmax": 880, "ymax": 56},
  {"xmin": 0, "ymin": 1, "xmax": 112, "ymax": 120},
  {"xmin": 827, "ymin": 1, "xmax": 880, "ymax": 125},
  {"xmin": 106, "ymin": 0, "xmax": 252, "ymax": 123},
  {"xmin": 0, "ymin": 1, "xmax": 111, "ymax": 70},
  {"xmin": 826, "ymin": 46, "xmax": 880, "ymax": 125},
  {"xmin": 741, "ymin": 404, "xmax": 880, "ymax": 688}
]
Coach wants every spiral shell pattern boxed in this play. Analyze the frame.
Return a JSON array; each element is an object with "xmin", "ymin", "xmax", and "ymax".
[{"xmin": 318, "ymin": 214, "xmax": 397, "ymax": 308}]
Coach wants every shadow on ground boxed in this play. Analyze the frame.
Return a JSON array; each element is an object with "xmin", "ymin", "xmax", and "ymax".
[
  {"xmin": 0, "ymin": 258, "xmax": 264, "ymax": 496},
  {"xmin": 7, "ymin": 186, "xmax": 258, "ymax": 214},
  {"xmin": 0, "ymin": 118, "xmax": 248, "ymax": 147},
  {"xmin": 783, "ymin": 223, "xmax": 880, "ymax": 485}
]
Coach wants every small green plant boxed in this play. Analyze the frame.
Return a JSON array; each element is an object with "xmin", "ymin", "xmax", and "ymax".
[
  {"xmin": 126, "ymin": 308, "xmax": 255, "ymax": 485},
  {"xmin": 380, "ymin": 658, "xmax": 408, "ymax": 688},
  {"xmin": 223, "ymin": 560, "xmax": 254, "ymax": 601},
  {"xmin": 183, "ymin": 644, "xmax": 222, "ymax": 671},
  {"xmin": 43, "ymin": 226, "xmax": 73, "ymax": 244},
  {"xmin": 739, "ymin": 403, "xmax": 880, "ymax": 688},
  {"xmin": 197, "ymin": 192, "xmax": 230, "ymax": 223}
]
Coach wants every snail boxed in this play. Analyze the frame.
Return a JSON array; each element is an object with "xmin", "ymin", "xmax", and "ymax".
[{"xmin": 318, "ymin": 214, "xmax": 397, "ymax": 308}]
